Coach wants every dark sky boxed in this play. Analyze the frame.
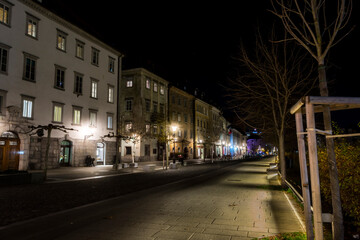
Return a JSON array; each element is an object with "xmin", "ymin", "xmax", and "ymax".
[{"xmin": 41, "ymin": 0, "xmax": 360, "ymax": 127}]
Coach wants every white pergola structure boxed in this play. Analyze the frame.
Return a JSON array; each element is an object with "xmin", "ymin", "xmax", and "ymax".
[{"xmin": 290, "ymin": 96, "xmax": 360, "ymax": 240}]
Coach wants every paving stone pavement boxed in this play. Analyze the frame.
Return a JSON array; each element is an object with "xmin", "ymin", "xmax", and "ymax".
[
  {"xmin": 0, "ymin": 157, "xmax": 304, "ymax": 240},
  {"xmin": 54, "ymin": 157, "xmax": 305, "ymax": 240}
]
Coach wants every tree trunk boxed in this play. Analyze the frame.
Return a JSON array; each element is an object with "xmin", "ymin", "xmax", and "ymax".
[
  {"xmin": 318, "ymin": 64, "xmax": 344, "ymax": 240},
  {"xmin": 278, "ymin": 132, "xmax": 286, "ymax": 185}
]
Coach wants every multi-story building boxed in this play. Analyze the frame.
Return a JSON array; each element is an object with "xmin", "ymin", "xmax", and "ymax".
[
  {"xmin": 168, "ymin": 86, "xmax": 195, "ymax": 159},
  {"xmin": 0, "ymin": 0, "xmax": 122, "ymax": 171},
  {"xmin": 194, "ymin": 98, "xmax": 211, "ymax": 159},
  {"xmin": 120, "ymin": 68, "xmax": 168, "ymax": 162}
]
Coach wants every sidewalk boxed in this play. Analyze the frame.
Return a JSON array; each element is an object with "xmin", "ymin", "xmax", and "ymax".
[{"xmin": 43, "ymin": 158, "xmax": 220, "ymax": 183}]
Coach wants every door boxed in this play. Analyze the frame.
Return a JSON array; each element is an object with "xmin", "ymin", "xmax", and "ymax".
[
  {"xmin": 96, "ymin": 142, "xmax": 105, "ymax": 165},
  {"xmin": 0, "ymin": 131, "xmax": 20, "ymax": 171},
  {"xmin": 59, "ymin": 140, "xmax": 72, "ymax": 166}
]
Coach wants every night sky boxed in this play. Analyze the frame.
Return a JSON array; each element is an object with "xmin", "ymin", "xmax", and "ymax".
[{"xmin": 41, "ymin": 0, "xmax": 360, "ymax": 127}]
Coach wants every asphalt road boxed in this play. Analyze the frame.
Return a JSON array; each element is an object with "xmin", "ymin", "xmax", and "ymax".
[{"xmin": 0, "ymin": 157, "xmax": 304, "ymax": 240}]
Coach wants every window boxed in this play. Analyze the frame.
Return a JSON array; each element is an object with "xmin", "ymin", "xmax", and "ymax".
[
  {"xmin": 153, "ymin": 101, "xmax": 157, "ymax": 113},
  {"xmin": 53, "ymin": 102, "xmax": 64, "ymax": 123},
  {"xmin": 54, "ymin": 65, "xmax": 65, "ymax": 90},
  {"xmin": 125, "ymin": 98, "xmax": 133, "ymax": 111},
  {"xmin": 108, "ymin": 85, "xmax": 114, "ymax": 103},
  {"xmin": 145, "ymin": 78, "xmax": 150, "ymax": 89},
  {"xmin": 89, "ymin": 109, "xmax": 97, "ymax": 127},
  {"xmin": 23, "ymin": 52, "xmax": 38, "ymax": 82},
  {"xmin": 184, "ymin": 99, "xmax": 187, "ymax": 107},
  {"xmin": 125, "ymin": 122, "xmax": 132, "ymax": 132},
  {"xmin": 171, "ymin": 96, "xmax": 175, "ymax": 104},
  {"xmin": 178, "ymin": 130, "xmax": 181, "ymax": 137},
  {"xmin": 0, "ymin": 89, "xmax": 6, "ymax": 115},
  {"xmin": 107, "ymin": 113, "xmax": 113, "ymax": 129},
  {"xmin": 25, "ymin": 13, "xmax": 39, "ymax": 39},
  {"xmin": 178, "ymin": 113, "xmax": 181, "ymax": 122},
  {"xmin": 72, "ymin": 106, "xmax": 82, "ymax": 125},
  {"xmin": 178, "ymin": 98, "xmax": 181, "ymax": 105},
  {"xmin": 56, "ymin": 29, "xmax": 67, "ymax": 51},
  {"xmin": 21, "ymin": 95, "xmax": 34, "ymax": 119},
  {"xmin": 126, "ymin": 80, "xmax": 133, "ymax": 87},
  {"xmin": 172, "ymin": 112, "xmax": 176, "ymax": 121},
  {"xmin": 108, "ymin": 57, "xmax": 115, "ymax": 73},
  {"xmin": 184, "ymin": 130, "xmax": 187, "ymax": 138},
  {"xmin": 0, "ymin": 1, "xmax": 12, "ymax": 26},
  {"xmin": 90, "ymin": 78, "xmax": 98, "ymax": 99},
  {"xmin": 75, "ymin": 39, "xmax": 84, "ymax": 59},
  {"xmin": 160, "ymin": 84, "xmax": 164, "ymax": 95},
  {"xmin": 145, "ymin": 99, "xmax": 150, "ymax": 112},
  {"xmin": 160, "ymin": 103, "xmax": 164, "ymax": 114},
  {"xmin": 91, "ymin": 47, "xmax": 99, "ymax": 66},
  {"xmin": 74, "ymin": 72, "xmax": 83, "ymax": 95},
  {"xmin": 146, "ymin": 124, "xmax": 150, "ymax": 133},
  {"xmin": 153, "ymin": 82, "xmax": 158, "ymax": 92},
  {"xmin": 125, "ymin": 146, "xmax": 132, "ymax": 155},
  {"xmin": 184, "ymin": 114, "xmax": 188, "ymax": 123},
  {"xmin": 0, "ymin": 43, "xmax": 10, "ymax": 74},
  {"xmin": 153, "ymin": 125, "xmax": 158, "ymax": 134}
]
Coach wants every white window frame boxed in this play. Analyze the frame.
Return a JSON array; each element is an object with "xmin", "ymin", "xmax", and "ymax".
[
  {"xmin": 107, "ymin": 113, "xmax": 113, "ymax": 130},
  {"xmin": 72, "ymin": 106, "xmax": 82, "ymax": 125},
  {"xmin": 108, "ymin": 84, "xmax": 114, "ymax": 103},
  {"xmin": 21, "ymin": 95, "xmax": 34, "ymax": 119},
  {"xmin": 90, "ymin": 78, "xmax": 98, "ymax": 99},
  {"xmin": 145, "ymin": 78, "xmax": 151, "ymax": 89},
  {"xmin": 25, "ymin": 13, "xmax": 39, "ymax": 39},
  {"xmin": 126, "ymin": 80, "xmax": 133, "ymax": 88},
  {"xmin": 89, "ymin": 109, "xmax": 97, "ymax": 127},
  {"xmin": 0, "ymin": 0, "xmax": 12, "ymax": 26},
  {"xmin": 75, "ymin": 39, "xmax": 85, "ymax": 59},
  {"xmin": 52, "ymin": 101, "xmax": 64, "ymax": 123},
  {"xmin": 56, "ymin": 29, "xmax": 67, "ymax": 52},
  {"xmin": 153, "ymin": 81, "xmax": 158, "ymax": 92}
]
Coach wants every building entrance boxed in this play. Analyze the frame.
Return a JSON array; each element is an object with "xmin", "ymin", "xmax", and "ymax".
[
  {"xmin": 59, "ymin": 140, "xmax": 72, "ymax": 166},
  {"xmin": 0, "ymin": 131, "xmax": 20, "ymax": 171}
]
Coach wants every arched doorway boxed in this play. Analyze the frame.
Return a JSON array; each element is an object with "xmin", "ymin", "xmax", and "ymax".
[
  {"xmin": 96, "ymin": 142, "xmax": 106, "ymax": 165},
  {"xmin": 59, "ymin": 140, "xmax": 72, "ymax": 166},
  {"xmin": 0, "ymin": 131, "xmax": 20, "ymax": 171}
]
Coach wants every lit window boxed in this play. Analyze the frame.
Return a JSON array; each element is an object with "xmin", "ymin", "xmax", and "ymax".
[
  {"xmin": 54, "ymin": 65, "xmax": 65, "ymax": 90},
  {"xmin": 75, "ymin": 40, "xmax": 84, "ymax": 59},
  {"xmin": 23, "ymin": 52, "xmax": 38, "ymax": 82},
  {"xmin": 107, "ymin": 113, "xmax": 113, "ymax": 129},
  {"xmin": 22, "ymin": 95, "xmax": 34, "ymax": 119},
  {"xmin": 0, "ymin": 43, "xmax": 10, "ymax": 74},
  {"xmin": 146, "ymin": 124, "xmax": 150, "ymax": 133},
  {"xmin": 125, "ymin": 122, "xmax": 132, "ymax": 132},
  {"xmin": 90, "ymin": 79, "xmax": 98, "ymax": 99},
  {"xmin": 178, "ymin": 113, "xmax": 181, "ymax": 122},
  {"xmin": 72, "ymin": 107, "xmax": 81, "ymax": 125},
  {"xmin": 26, "ymin": 13, "xmax": 39, "ymax": 38},
  {"xmin": 108, "ymin": 85, "xmax": 114, "ymax": 103},
  {"xmin": 91, "ymin": 47, "xmax": 99, "ymax": 66},
  {"xmin": 126, "ymin": 80, "xmax": 133, "ymax": 87},
  {"xmin": 153, "ymin": 125, "xmax": 158, "ymax": 134},
  {"xmin": 178, "ymin": 130, "xmax": 181, "ymax": 137},
  {"xmin": 53, "ymin": 102, "xmax": 64, "ymax": 123},
  {"xmin": 153, "ymin": 82, "xmax": 158, "ymax": 92},
  {"xmin": 145, "ymin": 78, "xmax": 150, "ymax": 89},
  {"xmin": 89, "ymin": 110, "xmax": 97, "ymax": 127},
  {"xmin": 0, "ymin": 1, "xmax": 11, "ymax": 25},
  {"xmin": 108, "ymin": 57, "xmax": 115, "ymax": 73},
  {"xmin": 160, "ymin": 84, "xmax": 164, "ymax": 95},
  {"xmin": 56, "ymin": 29, "xmax": 67, "ymax": 51}
]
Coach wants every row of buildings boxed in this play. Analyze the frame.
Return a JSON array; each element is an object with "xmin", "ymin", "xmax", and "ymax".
[{"xmin": 0, "ymin": 0, "xmax": 247, "ymax": 171}]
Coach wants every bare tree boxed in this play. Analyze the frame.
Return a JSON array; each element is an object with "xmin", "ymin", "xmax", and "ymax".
[
  {"xmin": 227, "ymin": 28, "xmax": 315, "ymax": 184},
  {"xmin": 271, "ymin": 1, "xmax": 353, "ymax": 238}
]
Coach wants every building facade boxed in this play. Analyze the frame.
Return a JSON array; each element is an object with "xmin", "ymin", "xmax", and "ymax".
[
  {"xmin": 168, "ymin": 86, "xmax": 195, "ymax": 160},
  {"xmin": 120, "ymin": 68, "xmax": 168, "ymax": 162},
  {"xmin": 194, "ymin": 98, "xmax": 211, "ymax": 159},
  {"xmin": 0, "ymin": 0, "xmax": 122, "ymax": 171}
]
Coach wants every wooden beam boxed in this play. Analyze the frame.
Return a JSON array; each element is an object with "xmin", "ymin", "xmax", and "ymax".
[
  {"xmin": 308, "ymin": 96, "xmax": 360, "ymax": 105},
  {"xmin": 295, "ymin": 112, "xmax": 314, "ymax": 240},
  {"xmin": 306, "ymin": 99, "xmax": 324, "ymax": 240}
]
